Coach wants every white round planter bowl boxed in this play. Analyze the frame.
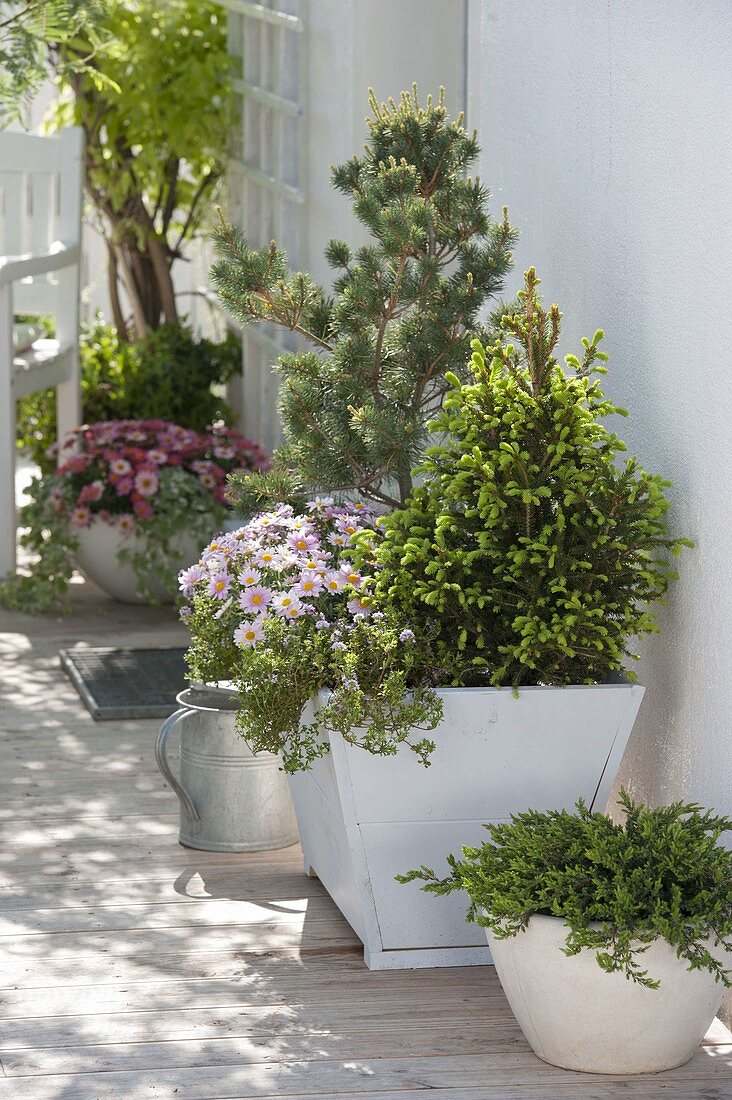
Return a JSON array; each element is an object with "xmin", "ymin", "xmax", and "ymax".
[
  {"xmin": 75, "ymin": 520, "xmax": 205, "ymax": 605},
  {"xmin": 487, "ymin": 914, "xmax": 728, "ymax": 1074}
]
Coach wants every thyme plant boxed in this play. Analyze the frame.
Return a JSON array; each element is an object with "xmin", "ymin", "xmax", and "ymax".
[{"xmin": 398, "ymin": 792, "xmax": 732, "ymax": 989}]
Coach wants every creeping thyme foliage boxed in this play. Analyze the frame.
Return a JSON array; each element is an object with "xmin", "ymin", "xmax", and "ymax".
[
  {"xmin": 398, "ymin": 792, "xmax": 732, "ymax": 988},
  {"xmin": 181, "ymin": 499, "xmax": 443, "ymax": 771},
  {"xmin": 364, "ymin": 269, "xmax": 692, "ymax": 687}
]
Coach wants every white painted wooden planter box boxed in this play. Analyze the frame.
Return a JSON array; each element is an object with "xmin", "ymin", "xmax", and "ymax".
[{"xmin": 287, "ymin": 678, "xmax": 644, "ymax": 970}]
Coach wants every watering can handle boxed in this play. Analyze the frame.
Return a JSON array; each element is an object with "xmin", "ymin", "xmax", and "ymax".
[{"xmin": 155, "ymin": 708, "xmax": 201, "ymax": 829}]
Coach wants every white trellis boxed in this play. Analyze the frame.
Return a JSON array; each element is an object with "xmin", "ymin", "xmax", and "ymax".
[
  {"xmin": 215, "ymin": 0, "xmax": 307, "ymax": 453},
  {"xmin": 0, "ymin": 126, "xmax": 84, "ymax": 577}
]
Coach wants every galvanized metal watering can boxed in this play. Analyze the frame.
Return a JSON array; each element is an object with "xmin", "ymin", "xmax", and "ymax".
[{"xmin": 155, "ymin": 685, "xmax": 299, "ymax": 852}]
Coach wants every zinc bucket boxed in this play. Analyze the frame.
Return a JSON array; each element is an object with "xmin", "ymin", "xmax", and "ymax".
[{"xmin": 155, "ymin": 686, "xmax": 299, "ymax": 852}]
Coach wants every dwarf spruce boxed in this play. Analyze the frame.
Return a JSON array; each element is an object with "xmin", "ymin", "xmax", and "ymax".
[
  {"xmin": 365, "ymin": 269, "xmax": 692, "ymax": 687},
  {"xmin": 211, "ymin": 86, "xmax": 516, "ymax": 510}
]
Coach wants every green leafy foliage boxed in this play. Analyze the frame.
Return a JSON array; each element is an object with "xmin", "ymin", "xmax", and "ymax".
[
  {"xmin": 363, "ymin": 269, "xmax": 692, "ymax": 687},
  {"xmin": 398, "ymin": 792, "xmax": 732, "ymax": 988},
  {"xmin": 49, "ymin": 0, "xmax": 232, "ymax": 337},
  {"xmin": 17, "ymin": 322, "xmax": 242, "ymax": 469},
  {"xmin": 0, "ymin": 0, "xmax": 109, "ymax": 125},
  {"xmin": 213, "ymin": 86, "xmax": 516, "ymax": 510}
]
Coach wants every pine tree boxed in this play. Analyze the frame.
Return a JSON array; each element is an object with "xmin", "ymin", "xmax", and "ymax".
[{"xmin": 211, "ymin": 86, "xmax": 516, "ymax": 509}]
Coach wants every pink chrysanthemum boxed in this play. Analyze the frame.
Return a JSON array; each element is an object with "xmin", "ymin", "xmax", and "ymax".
[
  {"xmin": 109, "ymin": 457, "xmax": 132, "ymax": 476},
  {"xmin": 79, "ymin": 480, "xmax": 104, "ymax": 504},
  {"xmin": 134, "ymin": 467, "xmax": 159, "ymax": 497},
  {"xmin": 70, "ymin": 505, "xmax": 92, "ymax": 528},
  {"xmin": 133, "ymin": 498, "xmax": 154, "ymax": 521}
]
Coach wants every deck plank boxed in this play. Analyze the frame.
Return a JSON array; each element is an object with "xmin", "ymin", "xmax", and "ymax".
[{"xmin": 1, "ymin": 592, "xmax": 731, "ymax": 1098}]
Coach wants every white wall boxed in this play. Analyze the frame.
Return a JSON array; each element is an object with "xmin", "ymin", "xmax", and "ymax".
[
  {"xmin": 304, "ymin": 0, "xmax": 466, "ymax": 288},
  {"xmin": 471, "ymin": 0, "xmax": 732, "ymax": 818}
]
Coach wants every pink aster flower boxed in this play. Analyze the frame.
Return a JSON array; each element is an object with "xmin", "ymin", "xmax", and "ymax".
[
  {"xmin": 207, "ymin": 572, "xmax": 232, "ymax": 599},
  {"xmin": 294, "ymin": 573, "xmax": 325, "ymax": 599},
  {"xmin": 234, "ymin": 619, "xmax": 265, "ymax": 647},
  {"xmin": 324, "ymin": 570, "xmax": 345, "ymax": 594},
  {"xmin": 147, "ymin": 448, "xmax": 168, "ymax": 465},
  {"xmin": 239, "ymin": 565, "xmax": 261, "ymax": 587},
  {"xmin": 117, "ymin": 514, "xmax": 136, "ymax": 537},
  {"xmin": 339, "ymin": 563, "xmax": 363, "ymax": 587},
  {"xmin": 272, "ymin": 592, "xmax": 302, "ymax": 618},
  {"xmin": 238, "ymin": 585, "xmax": 272, "ymax": 613},
  {"xmin": 348, "ymin": 595, "xmax": 372, "ymax": 618},
  {"xmin": 254, "ymin": 546, "xmax": 279, "ymax": 569},
  {"xmin": 135, "ymin": 467, "xmax": 159, "ymax": 497},
  {"xmin": 70, "ymin": 505, "xmax": 92, "ymax": 528},
  {"xmin": 287, "ymin": 531, "xmax": 319, "ymax": 555},
  {"xmin": 335, "ymin": 514, "xmax": 360, "ymax": 537},
  {"xmin": 178, "ymin": 563, "xmax": 205, "ymax": 596},
  {"xmin": 306, "ymin": 495, "xmax": 334, "ymax": 512},
  {"xmin": 199, "ymin": 472, "xmax": 217, "ymax": 490}
]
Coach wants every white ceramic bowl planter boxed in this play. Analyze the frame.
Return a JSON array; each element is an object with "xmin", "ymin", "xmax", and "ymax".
[
  {"xmin": 75, "ymin": 520, "xmax": 206, "ymax": 604},
  {"xmin": 287, "ymin": 677, "xmax": 644, "ymax": 970},
  {"xmin": 487, "ymin": 914, "xmax": 730, "ymax": 1074}
]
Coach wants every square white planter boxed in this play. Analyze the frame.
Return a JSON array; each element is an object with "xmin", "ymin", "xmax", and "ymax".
[{"xmin": 287, "ymin": 678, "xmax": 644, "ymax": 970}]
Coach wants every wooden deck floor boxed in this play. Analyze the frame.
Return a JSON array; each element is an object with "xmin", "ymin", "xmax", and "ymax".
[{"xmin": 1, "ymin": 586, "xmax": 731, "ymax": 1098}]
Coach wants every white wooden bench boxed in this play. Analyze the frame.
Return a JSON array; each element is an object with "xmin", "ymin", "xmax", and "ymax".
[{"xmin": 0, "ymin": 126, "xmax": 84, "ymax": 576}]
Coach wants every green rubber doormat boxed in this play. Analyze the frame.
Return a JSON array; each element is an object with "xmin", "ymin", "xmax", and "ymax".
[{"xmin": 59, "ymin": 647, "xmax": 188, "ymax": 721}]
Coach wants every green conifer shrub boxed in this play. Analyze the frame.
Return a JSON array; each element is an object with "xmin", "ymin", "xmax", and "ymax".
[
  {"xmin": 210, "ymin": 86, "xmax": 517, "ymax": 510},
  {"xmin": 363, "ymin": 269, "xmax": 692, "ymax": 687},
  {"xmin": 398, "ymin": 792, "xmax": 732, "ymax": 988}
]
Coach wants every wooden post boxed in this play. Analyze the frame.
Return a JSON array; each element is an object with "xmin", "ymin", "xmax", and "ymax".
[
  {"xmin": 55, "ymin": 127, "xmax": 84, "ymax": 448},
  {"xmin": 0, "ymin": 281, "xmax": 16, "ymax": 575}
]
